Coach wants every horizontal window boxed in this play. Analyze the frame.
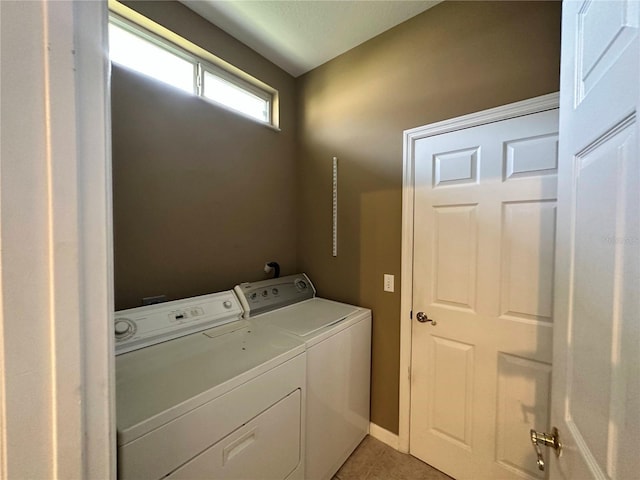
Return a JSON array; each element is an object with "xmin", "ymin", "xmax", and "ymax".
[
  {"xmin": 108, "ymin": 12, "xmax": 277, "ymax": 127},
  {"xmin": 109, "ymin": 21, "xmax": 195, "ymax": 94},
  {"xmin": 202, "ymin": 69, "xmax": 270, "ymax": 123}
]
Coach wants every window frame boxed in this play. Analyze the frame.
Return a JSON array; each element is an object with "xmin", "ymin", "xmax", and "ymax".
[{"xmin": 108, "ymin": 9, "xmax": 278, "ymax": 129}]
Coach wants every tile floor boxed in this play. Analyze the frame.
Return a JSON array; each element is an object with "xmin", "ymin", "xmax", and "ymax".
[{"xmin": 333, "ymin": 435, "xmax": 454, "ymax": 480}]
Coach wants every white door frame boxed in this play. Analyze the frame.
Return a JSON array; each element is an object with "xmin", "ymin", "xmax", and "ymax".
[
  {"xmin": 0, "ymin": 1, "xmax": 114, "ymax": 477},
  {"xmin": 398, "ymin": 93, "xmax": 560, "ymax": 453}
]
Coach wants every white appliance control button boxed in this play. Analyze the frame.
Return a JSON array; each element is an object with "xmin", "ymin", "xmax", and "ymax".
[
  {"xmin": 223, "ymin": 300, "xmax": 232, "ymax": 309},
  {"xmin": 115, "ymin": 320, "xmax": 131, "ymax": 335}
]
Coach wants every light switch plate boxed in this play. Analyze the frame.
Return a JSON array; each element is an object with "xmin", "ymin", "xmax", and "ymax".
[{"xmin": 384, "ymin": 274, "xmax": 394, "ymax": 292}]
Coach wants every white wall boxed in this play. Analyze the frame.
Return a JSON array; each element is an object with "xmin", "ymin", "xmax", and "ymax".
[{"xmin": 0, "ymin": 1, "xmax": 114, "ymax": 477}]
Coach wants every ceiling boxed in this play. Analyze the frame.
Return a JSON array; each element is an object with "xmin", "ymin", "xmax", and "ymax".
[{"xmin": 180, "ymin": 0, "xmax": 441, "ymax": 78}]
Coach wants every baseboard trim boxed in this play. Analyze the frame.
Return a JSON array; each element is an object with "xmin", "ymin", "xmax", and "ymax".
[{"xmin": 369, "ymin": 422, "xmax": 400, "ymax": 450}]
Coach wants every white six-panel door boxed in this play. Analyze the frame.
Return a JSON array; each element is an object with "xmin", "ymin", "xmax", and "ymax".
[
  {"xmin": 410, "ymin": 109, "xmax": 559, "ymax": 480},
  {"xmin": 551, "ymin": 1, "xmax": 640, "ymax": 478}
]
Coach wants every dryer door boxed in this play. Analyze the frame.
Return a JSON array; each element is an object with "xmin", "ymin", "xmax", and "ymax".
[{"xmin": 167, "ymin": 389, "xmax": 302, "ymax": 480}]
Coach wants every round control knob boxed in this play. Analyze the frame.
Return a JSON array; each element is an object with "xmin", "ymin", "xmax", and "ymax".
[
  {"xmin": 262, "ymin": 289, "xmax": 268, "ymax": 297},
  {"xmin": 115, "ymin": 320, "xmax": 131, "ymax": 336},
  {"xmin": 223, "ymin": 300, "xmax": 233, "ymax": 309},
  {"xmin": 295, "ymin": 279, "xmax": 307, "ymax": 291},
  {"xmin": 272, "ymin": 288, "xmax": 279, "ymax": 295}
]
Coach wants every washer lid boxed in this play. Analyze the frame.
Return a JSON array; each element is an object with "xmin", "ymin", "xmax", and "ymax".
[{"xmin": 257, "ymin": 298, "xmax": 360, "ymax": 337}]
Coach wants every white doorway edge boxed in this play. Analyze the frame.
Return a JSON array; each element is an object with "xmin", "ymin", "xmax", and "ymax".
[
  {"xmin": 0, "ymin": 1, "xmax": 114, "ymax": 477},
  {"xmin": 398, "ymin": 92, "xmax": 560, "ymax": 453}
]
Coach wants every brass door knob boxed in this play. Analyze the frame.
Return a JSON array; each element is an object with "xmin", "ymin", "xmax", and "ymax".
[{"xmin": 530, "ymin": 427, "xmax": 562, "ymax": 471}]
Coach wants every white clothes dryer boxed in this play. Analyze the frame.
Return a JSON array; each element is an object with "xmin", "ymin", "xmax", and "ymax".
[
  {"xmin": 235, "ymin": 274, "xmax": 372, "ymax": 480},
  {"xmin": 115, "ymin": 290, "xmax": 306, "ymax": 480}
]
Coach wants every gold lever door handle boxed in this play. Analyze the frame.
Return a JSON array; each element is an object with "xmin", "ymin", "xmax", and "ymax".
[{"xmin": 530, "ymin": 427, "xmax": 562, "ymax": 471}]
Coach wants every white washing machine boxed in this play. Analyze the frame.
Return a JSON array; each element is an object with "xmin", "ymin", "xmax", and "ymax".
[
  {"xmin": 114, "ymin": 290, "xmax": 306, "ymax": 480},
  {"xmin": 235, "ymin": 274, "xmax": 372, "ymax": 480}
]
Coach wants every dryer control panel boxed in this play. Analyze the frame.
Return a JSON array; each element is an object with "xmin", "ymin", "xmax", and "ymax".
[
  {"xmin": 234, "ymin": 273, "xmax": 316, "ymax": 317},
  {"xmin": 114, "ymin": 291, "xmax": 243, "ymax": 355}
]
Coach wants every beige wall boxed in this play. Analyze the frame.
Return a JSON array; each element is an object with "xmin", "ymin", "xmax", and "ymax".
[
  {"xmin": 112, "ymin": 1, "xmax": 298, "ymax": 309},
  {"xmin": 296, "ymin": 1, "xmax": 561, "ymax": 433},
  {"xmin": 112, "ymin": 0, "xmax": 561, "ymax": 436}
]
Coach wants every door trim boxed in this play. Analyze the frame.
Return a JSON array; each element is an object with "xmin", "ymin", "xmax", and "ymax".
[
  {"xmin": 0, "ymin": 1, "xmax": 114, "ymax": 477},
  {"xmin": 398, "ymin": 92, "xmax": 560, "ymax": 453}
]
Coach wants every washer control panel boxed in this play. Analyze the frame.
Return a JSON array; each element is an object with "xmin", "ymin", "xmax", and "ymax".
[
  {"xmin": 234, "ymin": 273, "xmax": 316, "ymax": 317},
  {"xmin": 115, "ymin": 290, "xmax": 243, "ymax": 355}
]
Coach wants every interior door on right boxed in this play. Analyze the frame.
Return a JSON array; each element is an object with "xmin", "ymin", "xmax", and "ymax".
[{"xmin": 551, "ymin": 1, "xmax": 639, "ymax": 478}]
